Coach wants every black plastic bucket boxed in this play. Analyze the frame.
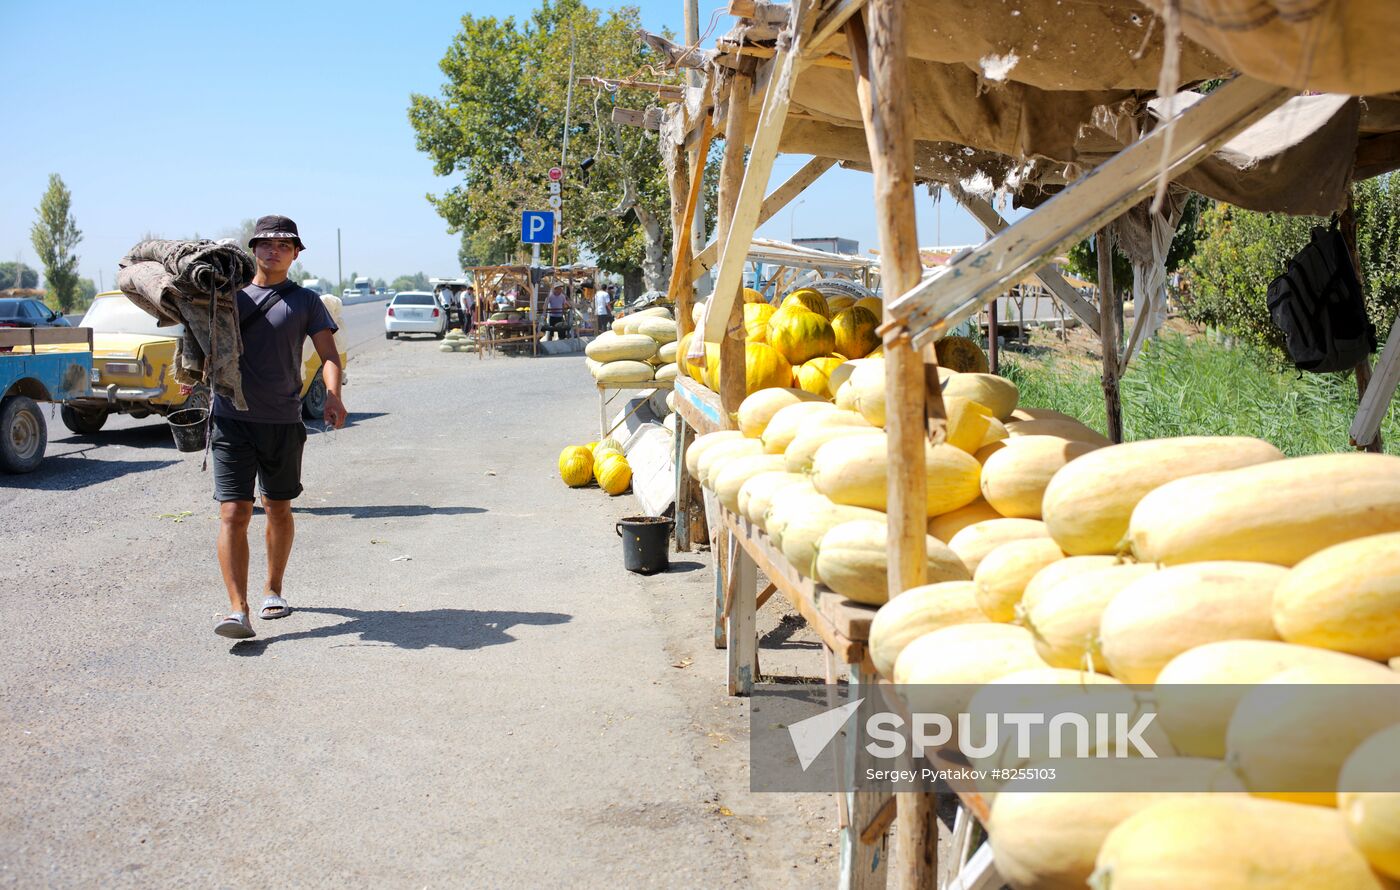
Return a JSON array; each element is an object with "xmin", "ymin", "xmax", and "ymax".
[
  {"xmin": 167, "ymin": 408, "xmax": 210, "ymax": 453},
  {"xmin": 616, "ymin": 515, "xmax": 674, "ymax": 574}
]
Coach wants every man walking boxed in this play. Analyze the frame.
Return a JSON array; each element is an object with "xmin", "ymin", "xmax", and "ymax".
[
  {"xmin": 213, "ymin": 215, "xmax": 346, "ymax": 640},
  {"xmin": 594, "ymin": 284, "xmax": 614, "ymax": 334}
]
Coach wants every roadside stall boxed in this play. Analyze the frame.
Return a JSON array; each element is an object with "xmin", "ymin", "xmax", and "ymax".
[
  {"xmin": 634, "ymin": 0, "xmax": 1400, "ymax": 887},
  {"xmin": 466, "ymin": 263, "xmax": 600, "ymax": 357}
]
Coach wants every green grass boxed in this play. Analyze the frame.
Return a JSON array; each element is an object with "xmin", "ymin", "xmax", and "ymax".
[{"xmin": 998, "ymin": 333, "xmax": 1400, "ymax": 456}]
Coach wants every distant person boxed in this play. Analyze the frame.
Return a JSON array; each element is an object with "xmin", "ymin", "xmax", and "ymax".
[
  {"xmin": 495, "ymin": 289, "xmax": 512, "ymax": 311},
  {"xmin": 212, "ymin": 215, "xmax": 346, "ymax": 641},
  {"xmin": 459, "ymin": 286, "xmax": 475, "ymax": 332},
  {"xmin": 544, "ymin": 284, "xmax": 569, "ymax": 340},
  {"xmin": 594, "ymin": 284, "xmax": 613, "ymax": 334}
]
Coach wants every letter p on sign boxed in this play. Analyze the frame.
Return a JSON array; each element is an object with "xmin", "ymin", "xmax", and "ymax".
[{"xmin": 521, "ymin": 211, "xmax": 555, "ymax": 244}]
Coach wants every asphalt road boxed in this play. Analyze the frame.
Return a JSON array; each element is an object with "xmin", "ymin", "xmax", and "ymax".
[{"xmin": 0, "ymin": 300, "xmax": 838, "ymax": 888}]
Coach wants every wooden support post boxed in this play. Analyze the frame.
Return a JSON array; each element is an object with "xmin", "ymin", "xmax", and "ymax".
[
  {"xmin": 849, "ymin": 3, "xmax": 940, "ymax": 886},
  {"xmin": 1098, "ymin": 230, "xmax": 1125, "ymax": 443},
  {"xmin": 841, "ymin": 662, "xmax": 891, "ymax": 888},
  {"xmin": 1340, "ymin": 189, "xmax": 1384, "ymax": 453},
  {"xmin": 674, "ymin": 419, "xmax": 694, "ymax": 551},
  {"xmin": 987, "ymin": 300, "xmax": 999, "ymax": 375},
  {"xmin": 668, "ymin": 140, "xmax": 696, "ymax": 336},
  {"xmin": 668, "ymin": 117, "xmax": 715, "ymax": 337},
  {"xmin": 726, "ymin": 535, "xmax": 758, "ymax": 695},
  {"xmin": 718, "ymin": 74, "xmax": 755, "ymax": 417}
]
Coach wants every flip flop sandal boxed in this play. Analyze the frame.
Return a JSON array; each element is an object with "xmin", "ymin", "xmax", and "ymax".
[
  {"xmin": 215, "ymin": 613, "xmax": 255, "ymax": 640},
  {"xmin": 260, "ymin": 595, "xmax": 292, "ymax": 620}
]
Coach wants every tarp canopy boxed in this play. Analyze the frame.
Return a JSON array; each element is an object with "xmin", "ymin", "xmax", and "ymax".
[{"xmin": 743, "ymin": 237, "xmax": 877, "ymax": 270}]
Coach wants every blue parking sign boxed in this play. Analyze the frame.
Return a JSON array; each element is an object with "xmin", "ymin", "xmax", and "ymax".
[{"xmin": 521, "ymin": 211, "xmax": 555, "ymax": 244}]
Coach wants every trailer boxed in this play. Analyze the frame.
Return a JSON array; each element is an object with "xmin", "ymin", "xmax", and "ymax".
[{"xmin": 0, "ymin": 327, "xmax": 93, "ymax": 473}]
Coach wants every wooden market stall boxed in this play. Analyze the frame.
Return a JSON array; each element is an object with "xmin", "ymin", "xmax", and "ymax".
[
  {"xmin": 466, "ymin": 263, "xmax": 600, "ymax": 357},
  {"xmin": 645, "ymin": 0, "xmax": 1400, "ymax": 887}
]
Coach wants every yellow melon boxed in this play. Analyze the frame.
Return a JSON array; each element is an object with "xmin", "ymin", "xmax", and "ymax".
[
  {"xmin": 698, "ymin": 438, "xmax": 764, "ymax": 490},
  {"xmin": 1339, "ymin": 725, "xmax": 1400, "ymax": 879},
  {"xmin": 942, "ymin": 396, "xmax": 994, "ymax": 454},
  {"xmin": 981, "ymin": 436, "xmax": 1100, "ymax": 519},
  {"xmin": 831, "ymin": 306, "xmax": 880, "ymax": 359},
  {"xmin": 597, "ymin": 454, "xmax": 632, "ymax": 495},
  {"xmin": 1128, "ymin": 452, "xmax": 1400, "ymax": 566},
  {"xmin": 974, "ymin": 537, "xmax": 1066, "ymax": 622},
  {"xmin": 1005, "ymin": 418, "xmax": 1113, "ymax": 448},
  {"xmin": 812, "ymin": 436, "xmax": 982, "ymax": 516},
  {"xmin": 895, "ymin": 623, "xmax": 1046, "ymax": 721},
  {"xmin": 827, "ymin": 357, "xmax": 874, "ymax": 400},
  {"xmin": 784, "ymin": 426, "xmax": 883, "ymax": 474},
  {"xmin": 742, "ymin": 302, "xmax": 776, "ymax": 342},
  {"xmin": 854, "ymin": 296, "xmax": 883, "ymax": 316},
  {"xmin": 814, "ymin": 518, "xmax": 971, "ymax": 605},
  {"xmin": 736, "ymin": 387, "xmax": 824, "ymax": 439},
  {"xmin": 927, "ymin": 497, "xmax": 1002, "ymax": 542},
  {"xmin": 1090, "ymin": 797, "xmax": 1393, "ymax": 890},
  {"xmin": 685, "ymin": 430, "xmax": 743, "ymax": 477},
  {"xmin": 1025, "ymin": 563, "xmax": 1158, "ymax": 672},
  {"xmin": 764, "ymin": 487, "xmax": 833, "ymax": 548},
  {"xmin": 780, "ymin": 502, "xmax": 886, "ymax": 578},
  {"xmin": 780, "ymin": 288, "xmax": 831, "ymax": 318},
  {"xmin": 740, "ymin": 472, "xmax": 810, "ymax": 527},
  {"xmin": 558, "ymin": 445, "xmax": 594, "ymax": 487},
  {"xmin": 741, "ymin": 287, "xmax": 768, "ymax": 304},
  {"xmin": 868, "ymin": 581, "xmax": 987, "ymax": 677},
  {"xmin": 1098, "ymin": 561, "xmax": 1285, "ymax": 684},
  {"xmin": 1043, "ymin": 435, "xmax": 1286, "ymax": 556},
  {"xmin": 846, "ymin": 360, "xmax": 887, "ymax": 427},
  {"xmin": 942, "ymin": 372, "xmax": 1019, "ymax": 420},
  {"xmin": 795, "ymin": 356, "xmax": 846, "ymax": 397},
  {"xmin": 767, "ymin": 305, "xmax": 835, "ymax": 366},
  {"xmin": 760, "ymin": 401, "xmax": 839, "ymax": 454},
  {"xmin": 947, "ymin": 518, "xmax": 1051, "ymax": 576},
  {"xmin": 1273, "ymin": 531, "xmax": 1400, "ymax": 661},
  {"xmin": 713, "ymin": 454, "xmax": 787, "ymax": 513},
  {"xmin": 934, "ymin": 335, "xmax": 989, "ymax": 373}
]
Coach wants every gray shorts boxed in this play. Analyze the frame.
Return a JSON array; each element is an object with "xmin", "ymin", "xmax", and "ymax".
[{"xmin": 210, "ymin": 415, "xmax": 307, "ymax": 502}]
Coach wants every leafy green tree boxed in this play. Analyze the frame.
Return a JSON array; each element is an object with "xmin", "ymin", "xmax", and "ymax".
[
  {"xmin": 0, "ymin": 262, "xmax": 40, "ymax": 290},
  {"xmin": 1181, "ymin": 177, "xmax": 1400, "ymax": 363},
  {"xmin": 410, "ymin": 0, "xmax": 713, "ymax": 289},
  {"xmin": 74, "ymin": 277, "xmax": 98, "ymax": 309},
  {"xmin": 391, "ymin": 272, "xmax": 431, "ymax": 291},
  {"xmin": 30, "ymin": 174, "xmax": 83, "ymax": 311}
]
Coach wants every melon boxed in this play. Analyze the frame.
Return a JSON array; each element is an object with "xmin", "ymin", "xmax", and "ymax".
[
  {"xmin": 1025, "ymin": 564, "xmax": 1158, "ymax": 672},
  {"xmin": 1042, "ymin": 436, "xmax": 1286, "ymax": 556},
  {"xmin": 795, "ymin": 356, "xmax": 845, "ymax": 397},
  {"xmin": 828, "ymin": 357, "xmax": 875, "ymax": 400},
  {"xmin": 698, "ymin": 438, "xmax": 765, "ymax": 490},
  {"xmin": 895, "ymin": 623, "xmax": 1046, "ymax": 721},
  {"xmin": 812, "ymin": 436, "xmax": 982, "ymax": 516},
  {"xmin": 1098, "ymin": 561, "xmax": 1286, "ymax": 684},
  {"xmin": 684, "ymin": 430, "xmax": 743, "ymax": 477},
  {"xmin": 992, "ymin": 760, "xmax": 1245, "ymax": 890},
  {"xmin": 743, "ymin": 302, "xmax": 776, "ymax": 342},
  {"xmin": 831, "ymin": 306, "xmax": 880, "ymax": 359},
  {"xmin": 767, "ymin": 305, "xmax": 835, "ymax": 366},
  {"xmin": 1155, "ymin": 640, "xmax": 1398, "ymax": 759},
  {"xmin": 1127, "ymin": 452, "xmax": 1400, "ymax": 566},
  {"xmin": 635, "ymin": 316, "xmax": 678, "ymax": 344},
  {"xmin": 760, "ymin": 401, "xmax": 839, "ymax": 454},
  {"xmin": 815, "ymin": 519, "xmax": 971, "ymax": 606},
  {"xmin": 704, "ymin": 341, "xmax": 793, "ymax": 395},
  {"xmin": 712, "ymin": 454, "xmax": 787, "ymax": 513},
  {"xmin": 586, "ymin": 332, "xmax": 658, "ymax": 362},
  {"xmin": 780, "ymin": 502, "xmax": 886, "ymax": 578},
  {"xmin": 1227, "ymin": 661, "xmax": 1400, "ymax": 806},
  {"xmin": 942, "ymin": 372, "xmax": 1019, "ymax": 420},
  {"xmin": 1005, "ymin": 418, "xmax": 1113, "ymax": 448},
  {"xmin": 934, "ymin": 335, "xmax": 989, "ymax": 373},
  {"xmin": 1089, "ymin": 797, "xmax": 1393, "ymax": 890},
  {"xmin": 742, "ymin": 287, "xmax": 768, "ymax": 305},
  {"xmin": 736, "ymin": 387, "xmax": 824, "ymax": 439},
  {"xmin": 740, "ymin": 473, "xmax": 811, "ymax": 527},
  {"xmin": 593, "ymin": 360, "xmax": 655, "ymax": 385},
  {"xmin": 764, "ymin": 486, "xmax": 833, "ymax": 548},
  {"xmin": 980, "ymin": 436, "xmax": 1100, "ymax": 518},
  {"xmin": 1273, "ymin": 531, "xmax": 1400, "ymax": 661},
  {"xmin": 1010, "ymin": 406, "xmax": 1081, "ymax": 423},
  {"xmin": 927, "ymin": 498, "xmax": 1002, "ymax": 542},
  {"xmin": 854, "ymin": 296, "xmax": 883, "ymax": 316},
  {"xmin": 974, "ymin": 537, "xmax": 1066, "ymax": 622},
  {"xmin": 942, "ymin": 396, "xmax": 995, "ymax": 454},
  {"xmin": 947, "ymin": 518, "xmax": 1051, "ymax": 576},
  {"xmin": 1338, "ymin": 724, "xmax": 1400, "ymax": 879},
  {"xmin": 780, "ymin": 288, "xmax": 831, "ymax": 318},
  {"xmin": 784, "ymin": 426, "xmax": 883, "ymax": 474},
  {"xmin": 846, "ymin": 360, "xmax": 888, "ymax": 427},
  {"xmin": 675, "ymin": 332, "xmax": 706, "ymax": 384},
  {"xmin": 596, "ymin": 454, "xmax": 632, "ymax": 495},
  {"xmin": 868, "ymin": 581, "xmax": 987, "ymax": 678},
  {"xmin": 1019, "ymin": 555, "xmax": 1125, "ymax": 619},
  {"xmin": 558, "ymin": 446, "xmax": 593, "ymax": 487}
]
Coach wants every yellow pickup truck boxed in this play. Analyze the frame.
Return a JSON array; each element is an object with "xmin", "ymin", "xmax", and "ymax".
[{"xmin": 52, "ymin": 291, "xmax": 347, "ymax": 434}]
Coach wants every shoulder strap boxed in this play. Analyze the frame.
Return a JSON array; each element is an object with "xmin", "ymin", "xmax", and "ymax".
[{"xmin": 239, "ymin": 285, "xmax": 288, "ymax": 332}]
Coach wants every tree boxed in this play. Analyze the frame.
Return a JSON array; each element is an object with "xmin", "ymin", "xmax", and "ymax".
[
  {"xmin": 0, "ymin": 262, "xmax": 39, "ymax": 290},
  {"xmin": 409, "ymin": 0, "xmax": 714, "ymax": 290},
  {"xmin": 30, "ymin": 174, "xmax": 83, "ymax": 311},
  {"xmin": 391, "ymin": 272, "xmax": 431, "ymax": 291},
  {"xmin": 1180, "ymin": 177, "xmax": 1400, "ymax": 362},
  {"xmin": 74, "ymin": 277, "xmax": 98, "ymax": 309},
  {"xmin": 223, "ymin": 219, "xmax": 258, "ymax": 249},
  {"xmin": 1064, "ymin": 194, "xmax": 1205, "ymax": 291}
]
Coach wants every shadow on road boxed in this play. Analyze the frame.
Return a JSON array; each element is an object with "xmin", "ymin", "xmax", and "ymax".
[
  {"xmin": 9, "ymin": 454, "xmax": 180, "ymax": 491},
  {"xmin": 664, "ymin": 560, "xmax": 705, "ymax": 574},
  {"xmin": 57, "ymin": 423, "xmax": 175, "ymax": 450},
  {"xmin": 256, "ymin": 504, "xmax": 486, "ymax": 519},
  {"xmin": 760, "ymin": 614, "xmax": 821, "ymax": 651},
  {"xmin": 229, "ymin": 606, "xmax": 571, "ymax": 654}
]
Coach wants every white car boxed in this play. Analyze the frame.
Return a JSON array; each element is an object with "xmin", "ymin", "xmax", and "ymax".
[{"xmin": 384, "ymin": 291, "xmax": 447, "ymax": 339}]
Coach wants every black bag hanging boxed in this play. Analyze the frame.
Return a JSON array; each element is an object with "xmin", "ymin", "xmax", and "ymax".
[{"xmin": 1266, "ymin": 218, "xmax": 1376, "ymax": 373}]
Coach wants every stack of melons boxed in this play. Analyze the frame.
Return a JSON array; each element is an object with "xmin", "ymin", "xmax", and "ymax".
[
  {"xmin": 585, "ymin": 307, "xmax": 677, "ymax": 385},
  {"xmin": 556, "ymin": 438, "xmax": 632, "ymax": 496},
  {"xmin": 439, "ymin": 329, "xmax": 473, "ymax": 353}
]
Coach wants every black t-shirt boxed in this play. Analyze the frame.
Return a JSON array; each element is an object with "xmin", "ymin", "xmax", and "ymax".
[{"xmin": 213, "ymin": 281, "xmax": 337, "ymax": 424}]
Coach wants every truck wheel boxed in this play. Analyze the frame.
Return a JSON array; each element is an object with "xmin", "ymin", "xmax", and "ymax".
[
  {"xmin": 179, "ymin": 385, "xmax": 211, "ymax": 414},
  {"xmin": 302, "ymin": 370, "xmax": 327, "ymax": 419},
  {"xmin": 0, "ymin": 395, "xmax": 47, "ymax": 474},
  {"xmin": 60, "ymin": 405, "xmax": 108, "ymax": 435}
]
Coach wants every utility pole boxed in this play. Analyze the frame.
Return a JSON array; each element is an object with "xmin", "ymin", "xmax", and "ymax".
[{"xmin": 337, "ymin": 228, "xmax": 343, "ymax": 294}]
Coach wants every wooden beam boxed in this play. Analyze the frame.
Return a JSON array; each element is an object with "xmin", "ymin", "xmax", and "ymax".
[
  {"xmin": 692, "ymin": 157, "xmax": 838, "ymax": 275},
  {"xmin": 610, "ymin": 106, "xmax": 662, "ymax": 131},
  {"xmin": 717, "ymin": 43, "xmax": 853, "ymax": 70},
  {"xmin": 1351, "ymin": 312, "xmax": 1400, "ymax": 449},
  {"xmin": 727, "ymin": 0, "xmax": 790, "ymax": 24},
  {"xmin": 701, "ymin": 33, "xmax": 807, "ymax": 344},
  {"xmin": 668, "ymin": 141, "xmax": 696, "ymax": 336},
  {"xmin": 665, "ymin": 115, "xmax": 716, "ymax": 338},
  {"xmin": 955, "ymin": 194, "xmax": 1101, "ymax": 331},
  {"xmin": 577, "ymin": 76, "xmax": 684, "ymax": 101},
  {"xmin": 718, "ymin": 74, "xmax": 756, "ymax": 416},
  {"xmin": 807, "ymin": 0, "xmax": 868, "ymax": 55},
  {"xmin": 884, "ymin": 75, "xmax": 1294, "ymax": 349},
  {"xmin": 1097, "ymin": 230, "xmax": 1124, "ymax": 443}
]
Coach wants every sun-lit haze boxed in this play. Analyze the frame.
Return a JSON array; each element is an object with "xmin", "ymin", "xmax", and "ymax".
[{"xmin": 2, "ymin": 0, "xmax": 999, "ymax": 289}]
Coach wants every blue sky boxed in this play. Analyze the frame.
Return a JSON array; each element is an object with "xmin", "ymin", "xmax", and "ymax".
[{"xmin": 2, "ymin": 0, "xmax": 992, "ymax": 289}]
